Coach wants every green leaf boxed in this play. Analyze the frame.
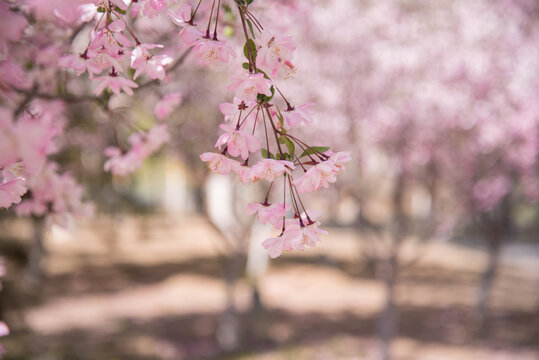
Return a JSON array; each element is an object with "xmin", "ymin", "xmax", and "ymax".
[
  {"xmin": 256, "ymin": 85, "xmax": 275, "ymax": 103},
  {"xmin": 246, "ymin": 18, "xmax": 256, "ymax": 38},
  {"xmin": 97, "ymin": 6, "xmax": 106, "ymax": 12},
  {"xmin": 300, "ymin": 146, "xmax": 330, "ymax": 158},
  {"xmin": 279, "ymin": 136, "xmax": 295, "ymax": 157},
  {"xmin": 261, "ymin": 148, "xmax": 275, "ymax": 159},
  {"xmin": 242, "ymin": 62, "xmax": 250, "ymax": 70},
  {"xmin": 243, "ymin": 39, "xmax": 257, "ymax": 62},
  {"xmin": 114, "ymin": 6, "xmax": 127, "ymax": 15}
]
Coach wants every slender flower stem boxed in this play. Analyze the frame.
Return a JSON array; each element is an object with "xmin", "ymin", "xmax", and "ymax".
[
  {"xmin": 285, "ymin": 134, "xmax": 318, "ymax": 164},
  {"xmin": 246, "ymin": 10, "xmax": 264, "ymax": 32},
  {"xmin": 205, "ymin": 0, "xmax": 216, "ymax": 38},
  {"xmin": 265, "ymin": 106, "xmax": 284, "ymax": 156},
  {"xmin": 282, "ymin": 132, "xmax": 329, "ymax": 160},
  {"xmin": 291, "ymin": 181, "xmax": 313, "ymax": 223},
  {"xmin": 293, "ymin": 152, "xmax": 307, "ymax": 172},
  {"xmin": 212, "ymin": 0, "xmax": 221, "ymax": 40},
  {"xmin": 263, "ymin": 181, "xmax": 273, "ymax": 205},
  {"xmin": 189, "ymin": 0, "xmax": 204, "ymax": 24},
  {"xmin": 275, "ymin": 86, "xmax": 293, "ymax": 110},
  {"xmin": 262, "ymin": 109, "xmax": 270, "ymax": 158},
  {"xmin": 235, "ymin": 108, "xmax": 243, "ymax": 130},
  {"xmin": 281, "ymin": 174, "xmax": 287, "ymax": 234},
  {"xmin": 238, "ymin": 5, "xmax": 255, "ymax": 72},
  {"xmin": 287, "ymin": 175, "xmax": 302, "ymax": 221},
  {"xmin": 238, "ymin": 103, "xmax": 258, "ymax": 129}
]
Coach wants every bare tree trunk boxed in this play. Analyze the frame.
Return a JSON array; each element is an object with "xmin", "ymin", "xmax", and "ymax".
[
  {"xmin": 378, "ymin": 173, "xmax": 406, "ymax": 360},
  {"xmin": 476, "ymin": 197, "xmax": 510, "ymax": 328},
  {"xmin": 378, "ymin": 243, "xmax": 399, "ymax": 360},
  {"xmin": 23, "ymin": 216, "xmax": 45, "ymax": 295},
  {"xmin": 476, "ymin": 233, "xmax": 501, "ymax": 327},
  {"xmin": 216, "ymin": 251, "xmax": 243, "ymax": 352}
]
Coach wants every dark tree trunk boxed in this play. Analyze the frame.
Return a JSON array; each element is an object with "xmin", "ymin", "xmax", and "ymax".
[
  {"xmin": 23, "ymin": 216, "xmax": 45, "ymax": 295},
  {"xmin": 217, "ymin": 251, "xmax": 244, "ymax": 352},
  {"xmin": 378, "ymin": 245, "xmax": 399, "ymax": 360},
  {"xmin": 476, "ymin": 196, "xmax": 510, "ymax": 328},
  {"xmin": 476, "ymin": 233, "xmax": 501, "ymax": 327}
]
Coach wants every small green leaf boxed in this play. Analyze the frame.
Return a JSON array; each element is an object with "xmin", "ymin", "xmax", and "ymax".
[
  {"xmin": 114, "ymin": 6, "xmax": 127, "ymax": 15},
  {"xmin": 243, "ymin": 38, "xmax": 257, "ymax": 62},
  {"xmin": 279, "ymin": 136, "xmax": 295, "ymax": 157},
  {"xmin": 300, "ymin": 146, "xmax": 330, "ymax": 158},
  {"xmin": 256, "ymin": 85, "xmax": 275, "ymax": 103},
  {"xmin": 242, "ymin": 62, "xmax": 250, "ymax": 70},
  {"xmin": 246, "ymin": 18, "xmax": 256, "ymax": 38},
  {"xmin": 261, "ymin": 148, "xmax": 275, "ymax": 159},
  {"xmin": 97, "ymin": 6, "xmax": 106, "ymax": 12}
]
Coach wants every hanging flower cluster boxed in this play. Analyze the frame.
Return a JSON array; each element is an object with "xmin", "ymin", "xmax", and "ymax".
[
  {"xmin": 197, "ymin": 0, "xmax": 351, "ymax": 258},
  {"xmin": 1, "ymin": 0, "xmax": 350, "ymax": 258},
  {"xmin": 60, "ymin": 0, "xmax": 173, "ymax": 89},
  {"xmin": 59, "ymin": 0, "xmax": 175, "ymax": 176}
]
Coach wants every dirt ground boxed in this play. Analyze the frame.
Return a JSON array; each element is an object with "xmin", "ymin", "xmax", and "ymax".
[{"xmin": 1, "ymin": 215, "xmax": 538, "ymax": 360}]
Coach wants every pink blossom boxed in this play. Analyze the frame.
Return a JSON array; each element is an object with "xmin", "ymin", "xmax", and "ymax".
[
  {"xmin": 0, "ymin": 322, "xmax": 7, "ymax": 338},
  {"xmin": 89, "ymin": 27, "xmax": 131, "ymax": 59},
  {"xmin": 0, "ymin": 178, "xmax": 27, "ymax": 208},
  {"xmin": 168, "ymin": 4, "xmax": 192, "ymax": 25},
  {"xmin": 133, "ymin": 0, "xmax": 167, "ymax": 18},
  {"xmin": 293, "ymin": 161, "xmax": 338, "ymax": 193},
  {"xmin": 0, "ymin": 60, "xmax": 31, "ymax": 90},
  {"xmin": 104, "ymin": 124, "xmax": 170, "ymax": 176},
  {"xmin": 131, "ymin": 43, "xmax": 173, "ymax": 80},
  {"xmin": 104, "ymin": 147, "xmax": 142, "ymax": 176},
  {"xmin": 15, "ymin": 162, "xmax": 92, "ymax": 226},
  {"xmin": 95, "ymin": 0, "xmax": 127, "ymax": 11},
  {"xmin": 227, "ymin": 73, "xmax": 272, "ymax": 102},
  {"xmin": 179, "ymin": 26, "xmax": 203, "ymax": 46},
  {"xmin": 232, "ymin": 164, "xmax": 251, "ymax": 184},
  {"xmin": 283, "ymin": 221, "xmax": 328, "ymax": 251},
  {"xmin": 129, "ymin": 123, "xmax": 170, "ymax": 156},
  {"xmin": 0, "ymin": 108, "xmax": 18, "ymax": 168},
  {"xmin": 15, "ymin": 111, "xmax": 62, "ymax": 176},
  {"xmin": 261, "ymin": 235, "xmax": 289, "ymax": 258},
  {"xmin": 327, "ymin": 151, "xmax": 352, "ymax": 175},
  {"xmin": 93, "ymin": 74, "xmax": 139, "ymax": 96},
  {"xmin": 200, "ymin": 152, "xmax": 240, "ymax": 175},
  {"xmin": 281, "ymin": 103, "xmax": 315, "ymax": 128},
  {"xmin": 59, "ymin": 53, "xmax": 89, "ymax": 76},
  {"xmin": 473, "ymin": 176, "xmax": 511, "ymax": 212},
  {"xmin": 247, "ymin": 202, "xmax": 289, "ymax": 228},
  {"xmin": 155, "ymin": 92, "xmax": 183, "ymax": 120},
  {"xmin": 192, "ymin": 39, "xmax": 235, "ymax": 66},
  {"xmin": 0, "ymin": 3, "xmax": 28, "ymax": 53},
  {"xmin": 168, "ymin": 5, "xmax": 203, "ymax": 46},
  {"xmin": 256, "ymin": 32, "xmax": 297, "ymax": 78},
  {"xmin": 250, "ymin": 159, "xmax": 294, "ymax": 182},
  {"xmin": 219, "ymin": 98, "xmax": 258, "ymax": 124},
  {"xmin": 0, "ymin": 320, "xmax": 8, "ymax": 356},
  {"xmin": 215, "ymin": 124, "xmax": 260, "ymax": 160}
]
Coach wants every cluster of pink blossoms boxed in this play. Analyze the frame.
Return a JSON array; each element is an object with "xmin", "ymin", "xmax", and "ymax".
[
  {"xmin": 0, "ymin": 101, "xmax": 92, "ymax": 225},
  {"xmin": 60, "ymin": 0, "xmax": 176, "ymax": 176},
  {"xmin": 104, "ymin": 123, "xmax": 171, "ymax": 176},
  {"xmin": 197, "ymin": 1, "xmax": 351, "ymax": 258},
  {"xmin": 60, "ymin": 0, "xmax": 173, "ymax": 94}
]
